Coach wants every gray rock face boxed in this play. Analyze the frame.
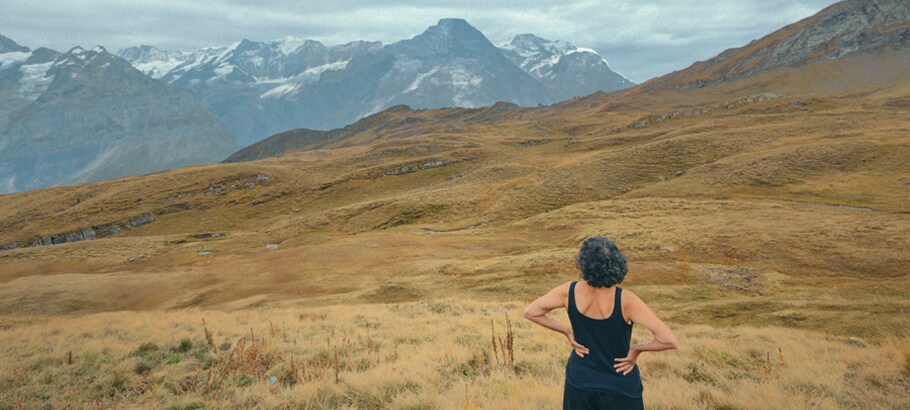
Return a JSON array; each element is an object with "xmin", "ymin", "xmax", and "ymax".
[
  {"xmin": 675, "ymin": 0, "xmax": 910, "ymax": 89},
  {"xmin": 119, "ymin": 19, "xmax": 634, "ymax": 145},
  {"xmin": 0, "ymin": 41, "xmax": 239, "ymax": 193}
]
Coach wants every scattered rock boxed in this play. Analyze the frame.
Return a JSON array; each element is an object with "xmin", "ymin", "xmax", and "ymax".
[
  {"xmin": 662, "ymin": 247, "xmax": 676, "ymax": 253},
  {"xmin": 383, "ymin": 165, "xmax": 418, "ymax": 176},
  {"xmin": 676, "ymin": 170, "xmax": 685, "ymax": 176},
  {"xmin": 265, "ymin": 244, "xmax": 279, "ymax": 250},
  {"xmin": 81, "ymin": 228, "xmax": 96, "ymax": 241},
  {"xmin": 156, "ymin": 203, "xmax": 195, "ymax": 215},
  {"xmin": 419, "ymin": 159, "xmax": 447, "ymax": 169},
  {"xmin": 127, "ymin": 256, "xmax": 143, "ymax": 263},
  {"xmin": 698, "ymin": 265, "xmax": 765, "ymax": 295},
  {"xmin": 196, "ymin": 251, "xmax": 213, "ymax": 256},
  {"xmin": 192, "ymin": 232, "xmax": 225, "ymax": 239},
  {"xmin": 847, "ymin": 337, "xmax": 864, "ymax": 345},
  {"xmin": 0, "ymin": 243, "xmax": 18, "ymax": 251},
  {"xmin": 127, "ymin": 213, "xmax": 155, "ymax": 228},
  {"xmin": 658, "ymin": 176, "xmax": 666, "ymax": 181}
]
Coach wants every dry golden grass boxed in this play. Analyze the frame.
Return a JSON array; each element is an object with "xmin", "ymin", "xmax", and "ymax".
[
  {"xmin": 0, "ymin": 53, "xmax": 908, "ymax": 408},
  {"xmin": 1, "ymin": 301, "xmax": 907, "ymax": 409}
]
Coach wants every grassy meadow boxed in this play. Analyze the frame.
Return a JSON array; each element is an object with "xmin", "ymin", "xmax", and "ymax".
[
  {"xmin": 2, "ymin": 301, "xmax": 908, "ymax": 409},
  {"xmin": 1, "ymin": 55, "xmax": 910, "ymax": 408}
]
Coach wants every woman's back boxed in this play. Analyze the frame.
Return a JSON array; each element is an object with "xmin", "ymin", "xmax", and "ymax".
[
  {"xmin": 523, "ymin": 236, "xmax": 677, "ymax": 409},
  {"xmin": 565, "ymin": 281, "xmax": 643, "ymax": 397}
]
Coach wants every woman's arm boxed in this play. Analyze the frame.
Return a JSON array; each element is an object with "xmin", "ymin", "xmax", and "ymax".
[
  {"xmin": 523, "ymin": 281, "xmax": 590, "ymax": 357},
  {"xmin": 614, "ymin": 290, "xmax": 678, "ymax": 375}
]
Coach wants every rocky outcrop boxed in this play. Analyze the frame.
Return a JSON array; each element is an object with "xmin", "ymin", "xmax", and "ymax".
[
  {"xmin": 647, "ymin": 0, "xmax": 910, "ymax": 90},
  {"xmin": 0, "ymin": 212, "xmax": 155, "ymax": 251}
]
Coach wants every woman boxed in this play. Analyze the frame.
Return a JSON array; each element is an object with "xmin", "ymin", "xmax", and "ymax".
[{"xmin": 523, "ymin": 236, "xmax": 678, "ymax": 409}]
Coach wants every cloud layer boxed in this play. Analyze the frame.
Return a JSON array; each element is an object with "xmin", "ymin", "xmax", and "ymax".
[{"xmin": 1, "ymin": 0, "xmax": 839, "ymax": 82}]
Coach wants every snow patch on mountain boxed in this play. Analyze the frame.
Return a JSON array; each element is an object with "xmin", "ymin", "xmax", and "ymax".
[
  {"xmin": 277, "ymin": 36, "xmax": 307, "ymax": 54},
  {"xmin": 404, "ymin": 66, "xmax": 441, "ymax": 93},
  {"xmin": 0, "ymin": 51, "xmax": 30, "ymax": 69},
  {"xmin": 18, "ymin": 61, "xmax": 55, "ymax": 101},
  {"xmin": 260, "ymin": 82, "xmax": 301, "ymax": 99},
  {"xmin": 500, "ymin": 34, "xmax": 611, "ymax": 77}
]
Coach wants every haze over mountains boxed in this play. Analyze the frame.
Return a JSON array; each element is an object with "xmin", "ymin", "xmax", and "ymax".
[
  {"xmin": 0, "ymin": 39, "xmax": 238, "ymax": 194},
  {"xmin": 0, "ymin": 19, "xmax": 630, "ymax": 194},
  {"xmin": 119, "ymin": 18, "xmax": 632, "ymax": 145}
]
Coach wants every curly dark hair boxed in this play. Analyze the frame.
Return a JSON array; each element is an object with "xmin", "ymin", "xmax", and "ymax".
[{"xmin": 576, "ymin": 236, "xmax": 628, "ymax": 287}]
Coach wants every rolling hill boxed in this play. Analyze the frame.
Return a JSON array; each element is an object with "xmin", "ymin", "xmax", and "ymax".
[{"xmin": 0, "ymin": 0, "xmax": 908, "ymax": 408}]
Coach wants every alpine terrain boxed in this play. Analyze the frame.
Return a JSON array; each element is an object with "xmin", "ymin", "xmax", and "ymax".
[{"xmin": 1, "ymin": 0, "xmax": 908, "ymax": 408}]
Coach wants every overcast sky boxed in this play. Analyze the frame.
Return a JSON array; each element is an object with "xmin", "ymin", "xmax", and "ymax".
[{"xmin": 2, "ymin": 0, "xmax": 840, "ymax": 83}]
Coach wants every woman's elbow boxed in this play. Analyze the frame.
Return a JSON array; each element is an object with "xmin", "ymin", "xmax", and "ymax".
[
  {"xmin": 658, "ymin": 332, "xmax": 679, "ymax": 350},
  {"xmin": 522, "ymin": 306, "xmax": 536, "ymax": 320}
]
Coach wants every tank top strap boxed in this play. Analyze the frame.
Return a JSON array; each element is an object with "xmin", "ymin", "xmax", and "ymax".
[
  {"xmin": 568, "ymin": 281, "xmax": 578, "ymax": 312},
  {"xmin": 611, "ymin": 287, "xmax": 623, "ymax": 321}
]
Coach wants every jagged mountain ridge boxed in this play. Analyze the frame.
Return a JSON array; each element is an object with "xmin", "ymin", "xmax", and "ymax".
[
  {"xmin": 646, "ymin": 0, "xmax": 910, "ymax": 90},
  {"xmin": 0, "ymin": 34, "xmax": 29, "ymax": 54},
  {"xmin": 500, "ymin": 33, "xmax": 634, "ymax": 101},
  {"xmin": 0, "ymin": 43, "xmax": 238, "ymax": 193},
  {"xmin": 118, "ymin": 19, "xmax": 633, "ymax": 144}
]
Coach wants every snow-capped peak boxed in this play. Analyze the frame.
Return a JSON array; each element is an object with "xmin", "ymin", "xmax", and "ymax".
[
  {"xmin": 501, "ymin": 34, "xmax": 577, "ymax": 58},
  {"xmin": 499, "ymin": 34, "xmax": 616, "ymax": 76},
  {"xmin": 277, "ymin": 36, "xmax": 307, "ymax": 55}
]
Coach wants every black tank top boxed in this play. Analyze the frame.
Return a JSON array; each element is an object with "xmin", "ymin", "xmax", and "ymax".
[{"xmin": 565, "ymin": 281, "xmax": 643, "ymax": 397}]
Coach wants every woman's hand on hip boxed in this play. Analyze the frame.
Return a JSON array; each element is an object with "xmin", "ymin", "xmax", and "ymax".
[
  {"xmin": 566, "ymin": 331, "xmax": 589, "ymax": 357},
  {"xmin": 614, "ymin": 347, "xmax": 640, "ymax": 375}
]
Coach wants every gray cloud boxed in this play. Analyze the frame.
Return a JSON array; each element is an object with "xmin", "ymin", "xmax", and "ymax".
[{"xmin": 2, "ymin": 0, "xmax": 839, "ymax": 82}]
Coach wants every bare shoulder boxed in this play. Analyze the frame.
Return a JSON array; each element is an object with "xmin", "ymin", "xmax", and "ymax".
[
  {"xmin": 622, "ymin": 288, "xmax": 640, "ymax": 300},
  {"xmin": 552, "ymin": 280, "xmax": 573, "ymax": 307},
  {"xmin": 621, "ymin": 288, "xmax": 646, "ymax": 308}
]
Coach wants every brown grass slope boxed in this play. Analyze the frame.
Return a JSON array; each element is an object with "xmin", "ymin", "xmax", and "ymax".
[
  {"xmin": 1, "ymin": 4, "xmax": 910, "ymax": 406},
  {"xmin": 0, "ymin": 52, "xmax": 907, "ymax": 317}
]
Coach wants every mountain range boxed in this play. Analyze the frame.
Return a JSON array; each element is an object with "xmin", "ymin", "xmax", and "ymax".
[
  {"xmin": 118, "ymin": 18, "xmax": 632, "ymax": 145},
  {"xmin": 0, "ymin": 20, "xmax": 631, "ymax": 194},
  {"xmin": 227, "ymin": 0, "xmax": 910, "ymax": 163},
  {"xmin": 0, "ymin": 39, "xmax": 237, "ymax": 194}
]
